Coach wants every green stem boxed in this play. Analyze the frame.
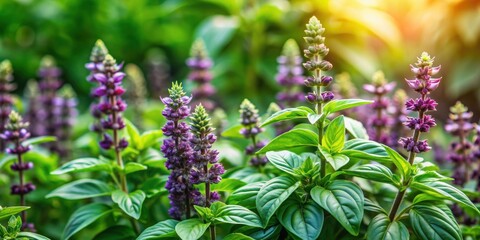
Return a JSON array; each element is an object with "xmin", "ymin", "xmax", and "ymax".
[
  {"xmin": 15, "ymin": 139, "xmax": 27, "ymax": 225},
  {"xmin": 210, "ymin": 223, "xmax": 216, "ymax": 240}
]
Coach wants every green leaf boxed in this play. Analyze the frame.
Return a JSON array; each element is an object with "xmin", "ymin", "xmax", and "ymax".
[
  {"xmin": 211, "ymin": 178, "xmax": 246, "ymax": 192},
  {"xmin": 93, "ymin": 225, "xmax": 135, "ymax": 240},
  {"xmin": 46, "ymin": 179, "xmax": 112, "ymax": 200},
  {"xmin": 125, "ymin": 119, "xmax": 141, "ymax": 149},
  {"xmin": 261, "ymin": 106, "xmax": 314, "ymax": 127},
  {"xmin": 51, "ymin": 158, "xmax": 111, "ymax": 175},
  {"xmin": 125, "ymin": 162, "xmax": 148, "ymax": 175},
  {"xmin": 0, "ymin": 154, "xmax": 16, "ymax": 169},
  {"xmin": 62, "ymin": 203, "xmax": 112, "ymax": 240},
  {"xmin": 140, "ymin": 130, "xmax": 163, "ymax": 150},
  {"xmin": 342, "ymin": 139, "xmax": 389, "ymax": 163},
  {"xmin": 344, "ymin": 117, "xmax": 368, "ymax": 139},
  {"xmin": 23, "ymin": 136, "xmax": 56, "ymax": 146},
  {"xmin": 175, "ymin": 218, "xmax": 210, "ymax": 240},
  {"xmin": 265, "ymin": 151, "xmax": 304, "ymax": 176},
  {"xmin": 256, "ymin": 176, "xmax": 301, "ymax": 227},
  {"xmin": 366, "ymin": 214, "xmax": 409, "ymax": 240},
  {"xmin": 112, "ymin": 190, "xmax": 146, "ymax": 220},
  {"xmin": 383, "ymin": 145, "xmax": 410, "ymax": 178},
  {"xmin": 410, "ymin": 204, "xmax": 462, "ymax": 240},
  {"xmin": 227, "ymin": 181, "xmax": 264, "ymax": 209},
  {"xmin": 223, "ymin": 233, "xmax": 253, "ymax": 240},
  {"xmin": 364, "ymin": 199, "xmax": 387, "ymax": 214},
  {"xmin": 195, "ymin": 15, "xmax": 238, "ymax": 56},
  {"xmin": 307, "ymin": 113, "xmax": 322, "ymax": 125},
  {"xmin": 137, "ymin": 219, "xmax": 178, "ymax": 240},
  {"xmin": 410, "ymin": 181, "xmax": 480, "ymax": 215},
  {"xmin": 329, "ymin": 154, "xmax": 350, "ymax": 171},
  {"xmin": 221, "ymin": 124, "xmax": 244, "ymax": 138},
  {"xmin": 17, "ymin": 232, "xmax": 51, "ymax": 240},
  {"xmin": 323, "ymin": 99, "xmax": 373, "ymax": 114},
  {"xmin": 311, "ymin": 180, "xmax": 364, "ymax": 236},
  {"xmin": 257, "ymin": 129, "xmax": 318, "ymax": 154},
  {"xmin": 412, "ymin": 171, "xmax": 453, "ymax": 183},
  {"xmin": 215, "ymin": 205, "xmax": 262, "ymax": 228},
  {"xmin": 344, "ymin": 164, "xmax": 399, "ymax": 186},
  {"xmin": 322, "ymin": 115, "xmax": 345, "ymax": 153},
  {"xmin": 0, "ymin": 206, "xmax": 30, "ymax": 220},
  {"xmin": 194, "ymin": 205, "xmax": 213, "ymax": 220},
  {"xmin": 277, "ymin": 199, "xmax": 324, "ymax": 240}
]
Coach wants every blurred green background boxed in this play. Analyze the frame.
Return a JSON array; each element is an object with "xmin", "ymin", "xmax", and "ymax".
[{"xmin": 1, "ymin": 0, "xmax": 480, "ymax": 117}]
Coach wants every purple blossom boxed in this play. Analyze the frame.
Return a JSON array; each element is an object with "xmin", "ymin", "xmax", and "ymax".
[
  {"xmin": 0, "ymin": 60, "xmax": 15, "ymax": 151},
  {"xmin": 239, "ymin": 99, "xmax": 268, "ymax": 167},
  {"xmin": 275, "ymin": 39, "xmax": 305, "ymax": 108},
  {"xmin": 187, "ymin": 40, "xmax": 216, "ymax": 111},
  {"xmin": 161, "ymin": 82, "xmax": 197, "ymax": 219}
]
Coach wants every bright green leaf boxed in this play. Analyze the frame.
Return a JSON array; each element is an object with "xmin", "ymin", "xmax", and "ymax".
[
  {"xmin": 257, "ymin": 129, "xmax": 318, "ymax": 154},
  {"xmin": 0, "ymin": 206, "xmax": 30, "ymax": 220},
  {"xmin": 215, "ymin": 205, "xmax": 262, "ymax": 228},
  {"xmin": 266, "ymin": 151, "xmax": 304, "ymax": 176},
  {"xmin": 221, "ymin": 124, "xmax": 244, "ymax": 138},
  {"xmin": 344, "ymin": 164, "xmax": 399, "ymax": 186},
  {"xmin": 410, "ymin": 204, "xmax": 462, "ymax": 240},
  {"xmin": 227, "ymin": 181, "xmax": 264, "ymax": 209},
  {"xmin": 211, "ymin": 178, "xmax": 246, "ymax": 192},
  {"xmin": 137, "ymin": 219, "xmax": 178, "ymax": 240},
  {"xmin": 140, "ymin": 130, "xmax": 163, "ymax": 150},
  {"xmin": 342, "ymin": 139, "xmax": 389, "ymax": 163},
  {"xmin": 307, "ymin": 113, "xmax": 322, "ymax": 125},
  {"xmin": 47, "ymin": 179, "xmax": 112, "ymax": 200},
  {"xmin": 175, "ymin": 218, "xmax": 210, "ymax": 240},
  {"xmin": 256, "ymin": 176, "xmax": 300, "ymax": 227},
  {"xmin": 51, "ymin": 158, "xmax": 111, "ymax": 175},
  {"xmin": 23, "ymin": 136, "xmax": 56, "ymax": 146},
  {"xmin": 322, "ymin": 115, "xmax": 345, "ymax": 153},
  {"xmin": 311, "ymin": 180, "xmax": 364, "ymax": 236},
  {"xmin": 223, "ymin": 233, "xmax": 253, "ymax": 240},
  {"xmin": 112, "ymin": 190, "xmax": 146, "ymax": 220},
  {"xmin": 323, "ymin": 99, "xmax": 373, "ymax": 114},
  {"xmin": 125, "ymin": 119, "xmax": 141, "ymax": 149},
  {"xmin": 344, "ymin": 117, "xmax": 368, "ymax": 139},
  {"xmin": 125, "ymin": 162, "xmax": 148, "ymax": 175},
  {"xmin": 261, "ymin": 106, "xmax": 314, "ymax": 127},
  {"xmin": 383, "ymin": 146, "xmax": 410, "ymax": 178},
  {"xmin": 329, "ymin": 154, "xmax": 350, "ymax": 171},
  {"xmin": 17, "ymin": 232, "xmax": 51, "ymax": 240}
]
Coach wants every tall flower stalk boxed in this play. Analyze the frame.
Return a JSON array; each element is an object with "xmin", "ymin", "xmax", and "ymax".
[
  {"xmin": 363, "ymin": 71, "xmax": 395, "ymax": 145},
  {"xmin": 86, "ymin": 40, "xmax": 109, "ymax": 136},
  {"xmin": 189, "ymin": 104, "xmax": 224, "ymax": 240},
  {"xmin": 303, "ymin": 16, "xmax": 334, "ymax": 178},
  {"xmin": 275, "ymin": 39, "xmax": 304, "ymax": 108},
  {"xmin": 92, "ymin": 54, "xmax": 129, "ymax": 192},
  {"xmin": 162, "ymin": 82, "xmax": 198, "ymax": 220},
  {"xmin": 0, "ymin": 60, "xmax": 15, "ymax": 151},
  {"xmin": 388, "ymin": 52, "xmax": 441, "ymax": 221},
  {"xmin": 187, "ymin": 40, "xmax": 216, "ymax": 111},
  {"xmin": 125, "ymin": 63, "xmax": 147, "ymax": 128},
  {"xmin": 2, "ymin": 111, "xmax": 35, "ymax": 231},
  {"xmin": 239, "ymin": 99, "xmax": 267, "ymax": 167},
  {"xmin": 53, "ymin": 85, "xmax": 78, "ymax": 159}
]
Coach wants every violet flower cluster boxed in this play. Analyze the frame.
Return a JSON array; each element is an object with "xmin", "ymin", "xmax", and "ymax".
[
  {"xmin": 398, "ymin": 52, "xmax": 440, "ymax": 155},
  {"xmin": 2, "ymin": 111, "xmax": 35, "ymax": 231},
  {"xmin": 363, "ymin": 71, "xmax": 396, "ymax": 145},
  {"xmin": 52, "ymin": 86, "xmax": 78, "ymax": 158},
  {"xmin": 189, "ymin": 105, "xmax": 223, "ymax": 207},
  {"xmin": 0, "ymin": 60, "xmax": 15, "ymax": 151},
  {"xmin": 303, "ymin": 17, "xmax": 334, "ymax": 109},
  {"xmin": 161, "ymin": 82, "xmax": 199, "ymax": 219},
  {"xmin": 187, "ymin": 40, "xmax": 216, "ymax": 111},
  {"xmin": 86, "ymin": 40, "xmax": 109, "ymax": 135},
  {"xmin": 91, "ymin": 54, "xmax": 128, "ymax": 151},
  {"xmin": 239, "ymin": 99, "xmax": 268, "ymax": 167},
  {"xmin": 390, "ymin": 89, "xmax": 408, "ymax": 147},
  {"xmin": 147, "ymin": 49, "xmax": 171, "ymax": 98},
  {"xmin": 275, "ymin": 39, "xmax": 304, "ymax": 108}
]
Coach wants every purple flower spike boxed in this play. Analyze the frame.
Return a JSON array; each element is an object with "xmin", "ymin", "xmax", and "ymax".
[
  {"xmin": 239, "ymin": 99, "xmax": 268, "ymax": 167},
  {"xmin": 275, "ymin": 39, "xmax": 305, "ymax": 108},
  {"xmin": 0, "ymin": 60, "xmax": 15, "ymax": 151},
  {"xmin": 187, "ymin": 40, "xmax": 216, "ymax": 111}
]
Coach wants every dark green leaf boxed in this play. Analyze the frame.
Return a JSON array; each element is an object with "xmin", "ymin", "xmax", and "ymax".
[
  {"xmin": 344, "ymin": 164, "xmax": 399, "ymax": 186},
  {"xmin": 137, "ymin": 219, "xmax": 178, "ymax": 240},
  {"xmin": 261, "ymin": 106, "xmax": 314, "ymax": 127},
  {"xmin": 51, "ymin": 158, "xmax": 111, "ymax": 175},
  {"xmin": 175, "ymin": 218, "xmax": 210, "ymax": 240},
  {"xmin": 323, "ymin": 99, "xmax": 373, "ymax": 114},
  {"xmin": 342, "ymin": 139, "xmax": 389, "ymax": 163},
  {"xmin": 383, "ymin": 146, "xmax": 410, "ymax": 178},
  {"xmin": 311, "ymin": 180, "xmax": 364, "ymax": 236},
  {"xmin": 364, "ymin": 199, "xmax": 387, "ymax": 214},
  {"xmin": 410, "ymin": 204, "xmax": 462, "ymax": 240},
  {"xmin": 215, "ymin": 205, "xmax": 262, "ymax": 228},
  {"xmin": 266, "ymin": 151, "xmax": 304, "ymax": 176},
  {"xmin": 93, "ymin": 226, "xmax": 135, "ymax": 240},
  {"xmin": 410, "ymin": 181, "xmax": 480, "ymax": 215},
  {"xmin": 277, "ymin": 199, "xmax": 324, "ymax": 240},
  {"xmin": 366, "ymin": 214, "xmax": 409, "ymax": 240},
  {"xmin": 23, "ymin": 136, "xmax": 56, "ymax": 146},
  {"xmin": 17, "ymin": 232, "xmax": 51, "ymax": 240},
  {"xmin": 322, "ymin": 115, "xmax": 345, "ymax": 153},
  {"xmin": 62, "ymin": 203, "xmax": 112, "ymax": 240},
  {"xmin": 344, "ymin": 117, "xmax": 368, "ymax": 139},
  {"xmin": 257, "ymin": 129, "xmax": 318, "ymax": 154},
  {"xmin": 256, "ymin": 176, "xmax": 300, "ymax": 227},
  {"xmin": 227, "ymin": 182, "xmax": 264, "ymax": 209},
  {"xmin": 112, "ymin": 190, "xmax": 146, "ymax": 220},
  {"xmin": 223, "ymin": 233, "xmax": 253, "ymax": 240},
  {"xmin": 46, "ymin": 179, "xmax": 112, "ymax": 200},
  {"xmin": 0, "ymin": 206, "xmax": 30, "ymax": 220}
]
